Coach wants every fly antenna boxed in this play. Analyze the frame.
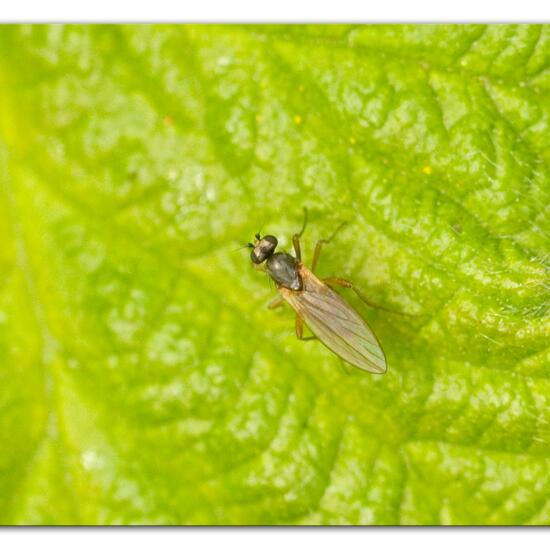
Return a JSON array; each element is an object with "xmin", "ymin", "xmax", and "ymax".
[
  {"xmin": 255, "ymin": 226, "xmax": 263, "ymax": 241},
  {"xmin": 232, "ymin": 243, "xmax": 254, "ymax": 253}
]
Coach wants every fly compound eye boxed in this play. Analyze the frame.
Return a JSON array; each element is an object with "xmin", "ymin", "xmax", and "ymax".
[
  {"xmin": 250, "ymin": 248, "xmax": 261, "ymax": 264},
  {"xmin": 250, "ymin": 235, "xmax": 278, "ymax": 264},
  {"xmin": 261, "ymin": 235, "xmax": 278, "ymax": 253}
]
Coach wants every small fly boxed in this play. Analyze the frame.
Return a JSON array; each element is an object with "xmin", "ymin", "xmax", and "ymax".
[{"xmin": 247, "ymin": 209, "xmax": 387, "ymax": 374}]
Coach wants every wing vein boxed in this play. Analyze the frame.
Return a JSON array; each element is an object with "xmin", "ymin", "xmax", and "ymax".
[{"xmin": 282, "ymin": 272, "xmax": 387, "ymax": 374}]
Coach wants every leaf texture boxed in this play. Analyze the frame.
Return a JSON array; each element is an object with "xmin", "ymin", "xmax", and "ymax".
[{"xmin": 0, "ymin": 24, "xmax": 549, "ymax": 525}]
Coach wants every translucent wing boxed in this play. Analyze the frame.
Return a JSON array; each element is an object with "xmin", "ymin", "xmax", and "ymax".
[{"xmin": 279, "ymin": 266, "xmax": 387, "ymax": 374}]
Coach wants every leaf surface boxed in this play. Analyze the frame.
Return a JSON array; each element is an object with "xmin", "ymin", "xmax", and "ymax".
[{"xmin": 0, "ymin": 24, "xmax": 549, "ymax": 525}]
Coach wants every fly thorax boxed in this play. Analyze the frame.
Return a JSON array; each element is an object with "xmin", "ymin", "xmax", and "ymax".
[{"xmin": 266, "ymin": 252, "xmax": 302, "ymax": 291}]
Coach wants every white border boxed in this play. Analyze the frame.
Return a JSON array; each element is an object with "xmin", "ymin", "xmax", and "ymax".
[
  {"xmin": 0, "ymin": 0, "xmax": 549, "ymax": 22},
  {"xmin": 1, "ymin": 528, "xmax": 549, "ymax": 550}
]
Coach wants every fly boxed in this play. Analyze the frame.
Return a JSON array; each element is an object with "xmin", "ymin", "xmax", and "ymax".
[{"xmin": 247, "ymin": 210, "xmax": 387, "ymax": 374}]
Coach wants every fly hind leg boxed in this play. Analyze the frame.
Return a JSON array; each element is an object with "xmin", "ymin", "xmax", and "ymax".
[
  {"xmin": 295, "ymin": 315, "xmax": 316, "ymax": 341},
  {"xmin": 323, "ymin": 277, "xmax": 411, "ymax": 315}
]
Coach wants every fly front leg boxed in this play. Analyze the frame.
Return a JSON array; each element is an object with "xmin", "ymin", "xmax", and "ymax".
[
  {"xmin": 292, "ymin": 234, "xmax": 302, "ymax": 262},
  {"xmin": 295, "ymin": 315, "xmax": 316, "ymax": 341},
  {"xmin": 292, "ymin": 207, "xmax": 308, "ymax": 261}
]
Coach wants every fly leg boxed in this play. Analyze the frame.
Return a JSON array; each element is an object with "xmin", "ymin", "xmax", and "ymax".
[
  {"xmin": 292, "ymin": 207, "xmax": 308, "ymax": 261},
  {"xmin": 295, "ymin": 315, "xmax": 316, "ymax": 341},
  {"xmin": 268, "ymin": 296, "xmax": 285, "ymax": 309},
  {"xmin": 323, "ymin": 277, "xmax": 411, "ymax": 315},
  {"xmin": 269, "ymin": 298, "xmax": 316, "ymax": 339},
  {"xmin": 310, "ymin": 221, "xmax": 347, "ymax": 273}
]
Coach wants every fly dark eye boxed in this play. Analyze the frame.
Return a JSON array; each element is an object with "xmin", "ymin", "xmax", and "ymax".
[
  {"xmin": 250, "ymin": 235, "xmax": 278, "ymax": 264},
  {"xmin": 250, "ymin": 249, "xmax": 261, "ymax": 264}
]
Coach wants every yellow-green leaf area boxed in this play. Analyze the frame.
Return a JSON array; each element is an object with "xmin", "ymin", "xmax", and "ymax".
[{"xmin": 0, "ymin": 24, "xmax": 549, "ymax": 525}]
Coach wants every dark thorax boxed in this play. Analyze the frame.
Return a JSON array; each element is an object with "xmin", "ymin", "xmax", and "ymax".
[{"xmin": 266, "ymin": 252, "xmax": 302, "ymax": 291}]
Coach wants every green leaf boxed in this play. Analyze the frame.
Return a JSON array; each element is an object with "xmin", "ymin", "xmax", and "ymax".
[{"xmin": 0, "ymin": 24, "xmax": 549, "ymax": 525}]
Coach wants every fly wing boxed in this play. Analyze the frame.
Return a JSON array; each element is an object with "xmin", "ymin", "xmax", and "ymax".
[{"xmin": 280, "ymin": 268, "xmax": 387, "ymax": 374}]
